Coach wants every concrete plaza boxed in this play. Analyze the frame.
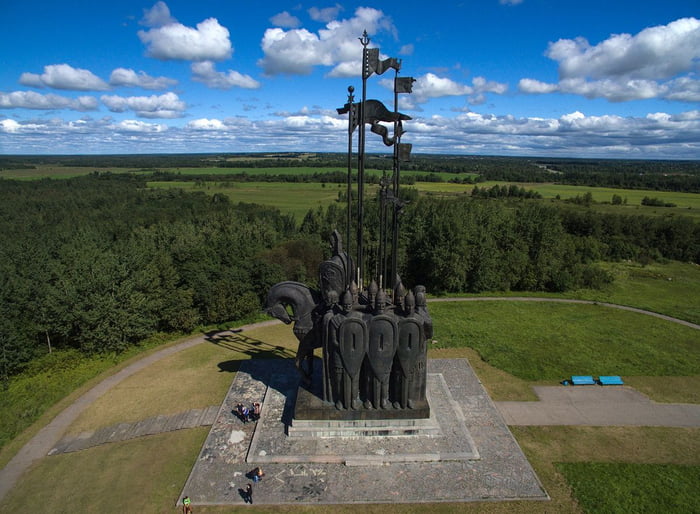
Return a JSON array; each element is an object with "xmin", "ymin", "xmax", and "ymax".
[{"xmin": 180, "ymin": 358, "xmax": 548, "ymax": 506}]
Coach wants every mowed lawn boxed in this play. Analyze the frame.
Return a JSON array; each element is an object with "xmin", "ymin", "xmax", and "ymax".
[{"xmin": 1, "ymin": 302, "xmax": 698, "ymax": 513}]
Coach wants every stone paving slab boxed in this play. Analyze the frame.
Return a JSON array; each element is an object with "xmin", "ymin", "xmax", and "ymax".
[
  {"xmin": 497, "ymin": 386, "xmax": 700, "ymax": 427},
  {"xmin": 48, "ymin": 407, "xmax": 220, "ymax": 455},
  {"xmin": 180, "ymin": 358, "xmax": 548, "ymax": 506},
  {"xmin": 250, "ymin": 372, "xmax": 478, "ymax": 463}
]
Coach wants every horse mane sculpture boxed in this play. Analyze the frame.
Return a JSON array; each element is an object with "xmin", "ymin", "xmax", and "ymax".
[{"xmin": 265, "ymin": 281, "xmax": 322, "ymax": 384}]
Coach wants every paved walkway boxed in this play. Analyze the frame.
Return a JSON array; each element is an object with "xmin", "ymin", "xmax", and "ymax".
[
  {"xmin": 0, "ymin": 298, "xmax": 697, "ymax": 502},
  {"xmin": 497, "ymin": 386, "xmax": 700, "ymax": 427},
  {"xmin": 47, "ymin": 406, "xmax": 221, "ymax": 455}
]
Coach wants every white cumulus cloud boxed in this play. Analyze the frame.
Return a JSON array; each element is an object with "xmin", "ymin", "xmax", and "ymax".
[
  {"xmin": 140, "ymin": 1, "xmax": 177, "ymax": 28},
  {"xmin": 186, "ymin": 118, "xmax": 228, "ymax": 130},
  {"xmin": 412, "ymin": 73, "xmax": 473, "ymax": 101},
  {"xmin": 100, "ymin": 92, "xmax": 185, "ymax": 118},
  {"xmin": 0, "ymin": 119, "xmax": 22, "ymax": 133},
  {"xmin": 518, "ymin": 78, "xmax": 559, "ymax": 94},
  {"xmin": 138, "ymin": 17, "xmax": 232, "ymax": 61},
  {"xmin": 3, "ymin": 108, "xmax": 700, "ymax": 158},
  {"xmin": 396, "ymin": 74, "xmax": 507, "ymax": 106},
  {"xmin": 258, "ymin": 7, "xmax": 395, "ymax": 75},
  {"xmin": 109, "ymin": 68, "xmax": 177, "ymax": 90},
  {"xmin": 548, "ymin": 17, "xmax": 700, "ymax": 80},
  {"xmin": 0, "ymin": 90, "xmax": 98, "ymax": 111},
  {"xmin": 270, "ymin": 11, "xmax": 300, "ymax": 29},
  {"xmin": 113, "ymin": 119, "xmax": 167, "ymax": 132},
  {"xmin": 190, "ymin": 61, "xmax": 260, "ymax": 89},
  {"xmin": 19, "ymin": 64, "xmax": 109, "ymax": 91},
  {"xmin": 520, "ymin": 17, "xmax": 700, "ymax": 103},
  {"xmin": 308, "ymin": 5, "xmax": 344, "ymax": 23}
]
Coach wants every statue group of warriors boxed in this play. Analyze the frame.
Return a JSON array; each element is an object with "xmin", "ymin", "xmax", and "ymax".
[
  {"xmin": 264, "ymin": 230, "xmax": 432, "ymax": 412},
  {"xmin": 321, "ymin": 280, "xmax": 432, "ymax": 411}
]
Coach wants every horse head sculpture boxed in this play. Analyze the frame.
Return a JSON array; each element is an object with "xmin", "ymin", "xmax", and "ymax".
[{"xmin": 265, "ymin": 281, "xmax": 322, "ymax": 382}]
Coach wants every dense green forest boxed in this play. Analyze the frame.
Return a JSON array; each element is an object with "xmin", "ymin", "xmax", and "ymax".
[{"xmin": 1, "ymin": 172, "xmax": 698, "ymax": 382}]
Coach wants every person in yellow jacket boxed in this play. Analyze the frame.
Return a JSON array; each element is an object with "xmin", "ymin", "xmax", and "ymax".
[{"xmin": 182, "ymin": 495, "xmax": 192, "ymax": 513}]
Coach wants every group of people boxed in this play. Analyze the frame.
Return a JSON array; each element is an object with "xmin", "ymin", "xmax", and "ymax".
[
  {"xmin": 243, "ymin": 467, "xmax": 265, "ymax": 504},
  {"xmin": 235, "ymin": 401, "xmax": 261, "ymax": 423},
  {"xmin": 182, "ymin": 467, "xmax": 264, "ymax": 509},
  {"xmin": 181, "ymin": 403, "xmax": 264, "ymax": 509}
]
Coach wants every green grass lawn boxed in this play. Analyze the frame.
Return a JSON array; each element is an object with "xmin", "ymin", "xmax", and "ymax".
[
  {"xmin": 433, "ymin": 260, "xmax": 700, "ymax": 326},
  {"xmin": 431, "ymin": 301, "xmax": 700, "ymax": 381},
  {"xmin": 573, "ymin": 260, "xmax": 700, "ymax": 325},
  {"xmin": 556, "ymin": 462, "xmax": 699, "ymax": 513}
]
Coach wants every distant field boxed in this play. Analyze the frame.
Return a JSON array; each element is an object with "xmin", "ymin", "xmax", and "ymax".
[
  {"xmin": 6, "ymin": 164, "xmax": 698, "ymax": 218},
  {"xmin": 0, "ymin": 164, "xmax": 460, "ymax": 182},
  {"xmin": 147, "ymin": 180, "xmax": 376, "ymax": 221},
  {"xmin": 148, "ymin": 178, "xmax": 700, "ymax": 221},
  {"xmin": 418, "ymin": 180, "xmax": 700, "ymax": 211},
  {"xmin": 129, "ymin": 166, "xmax": 464, "ymax": 182},
  {"xmin": 0, "ymin": 166, "xmax": 116, "ymax": 180}
]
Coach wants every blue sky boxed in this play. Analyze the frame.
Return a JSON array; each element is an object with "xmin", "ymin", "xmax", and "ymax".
[{"xmin": 1, "ymin": 1, "xmax": 698, "ymax": 158}]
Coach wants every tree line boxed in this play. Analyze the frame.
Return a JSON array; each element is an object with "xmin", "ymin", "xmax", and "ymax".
[
  {"xmin": 3, "ymin": 153, "xmax": 699, "ymax": 193},
  {"xmin": 1, "ymin": 174, "xmax": 697, "ymax": 380}
]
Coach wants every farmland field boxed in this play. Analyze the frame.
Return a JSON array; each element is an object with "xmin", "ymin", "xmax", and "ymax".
[
  {"xmin": 418, "ymin": 180, "xmax": 700, "ymax": 210},
  {"xmin": 147, "ymin": 180, "xmax": 378, "ymax": 221},
  {"xmin": 0, "ymin": 164, "xmax": 462, "ymax": 182},
  {"xmin": 147, "ymin": 177, "xmax": 700, "ymax": 221}
]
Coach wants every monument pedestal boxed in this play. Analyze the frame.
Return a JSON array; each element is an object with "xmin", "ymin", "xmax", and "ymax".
[
  {"xmin": 293, "ymin": 363, "xmax": 430, "ymax": 422},
  {"xmin": 180, "ymin": 358, "xmax": 548, "ymax": 504},
  {"xmin": 291, "ymin": 378, "xmax": 434, "ymax": 437}
]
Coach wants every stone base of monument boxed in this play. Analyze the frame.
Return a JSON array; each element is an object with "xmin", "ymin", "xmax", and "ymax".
[
  {"xmin": 180, "ymin": 358, "xmax": 549, "ymax": 505},
  {"xmin": 292, "ymin": 363, "xmax": 430, "ymax": 422},
  {"xmin": 290, "ymin": 381, "xmax": 436, "ymax": 438},
  {"xmin": 287, "ymin": 415, "xmax": 440, "ymax": 438}
]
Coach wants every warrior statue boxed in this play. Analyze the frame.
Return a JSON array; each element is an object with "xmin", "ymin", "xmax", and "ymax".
[{"xmin": 265, "ymin": 31, "xmax": 430, "ymax": 419}]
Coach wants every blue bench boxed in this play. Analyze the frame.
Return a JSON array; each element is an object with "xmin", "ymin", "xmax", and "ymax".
[
  {"xmin": 598, "ymin": 375, "xmax": 624, "ymax": 385},
  {"xmin": 570, "ymin": 375, "xmax": 596, "ymax": 385}
]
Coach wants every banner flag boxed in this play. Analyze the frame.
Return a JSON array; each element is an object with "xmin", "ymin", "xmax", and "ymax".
[
  {"xmin": 376, "ymin": 57, "xmax": 401, "ymax": 75},
  {"xmin": 364, "ymin": 48, "xmax": 379, "ymax": 78},
  {"xmin": 365, "ymin": 48, "xmax": 401, "ymax": 77},
  {"xmin": 336, "ymin": 102, "xmax": 359, "ymax": 132},
  {"xmin": 398, "ymin": 143, "xmax": 412, "ymax": 162},
  {"xmin": 395, "ymin": 77, "xmax": 416, "ymax": 94}
]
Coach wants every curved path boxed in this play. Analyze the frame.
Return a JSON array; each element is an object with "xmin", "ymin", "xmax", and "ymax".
[{"xmin": 0, "ymin": 300, "xmax": 697, "ymax": 501}]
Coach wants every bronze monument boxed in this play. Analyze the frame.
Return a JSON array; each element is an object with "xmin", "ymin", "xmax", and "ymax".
[{"xmin": 265, "ymin": 32, "xmax": 430, "ymax": 420}]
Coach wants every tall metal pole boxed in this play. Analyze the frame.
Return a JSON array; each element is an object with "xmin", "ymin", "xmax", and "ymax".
[
  {"xmin": 379, "ymin": 175, "xmax": 388, "ymax": 289},
  {"xmin": 345, "ymin": 85, "xmax": 354, "ymax": 287},
  {"xmin": 391, "ymin": 70, "xmax": 401, "ymax": 290},
  {"xmin": 357, "ymin": 31, "xmax": 370, "ymax": 289}
]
